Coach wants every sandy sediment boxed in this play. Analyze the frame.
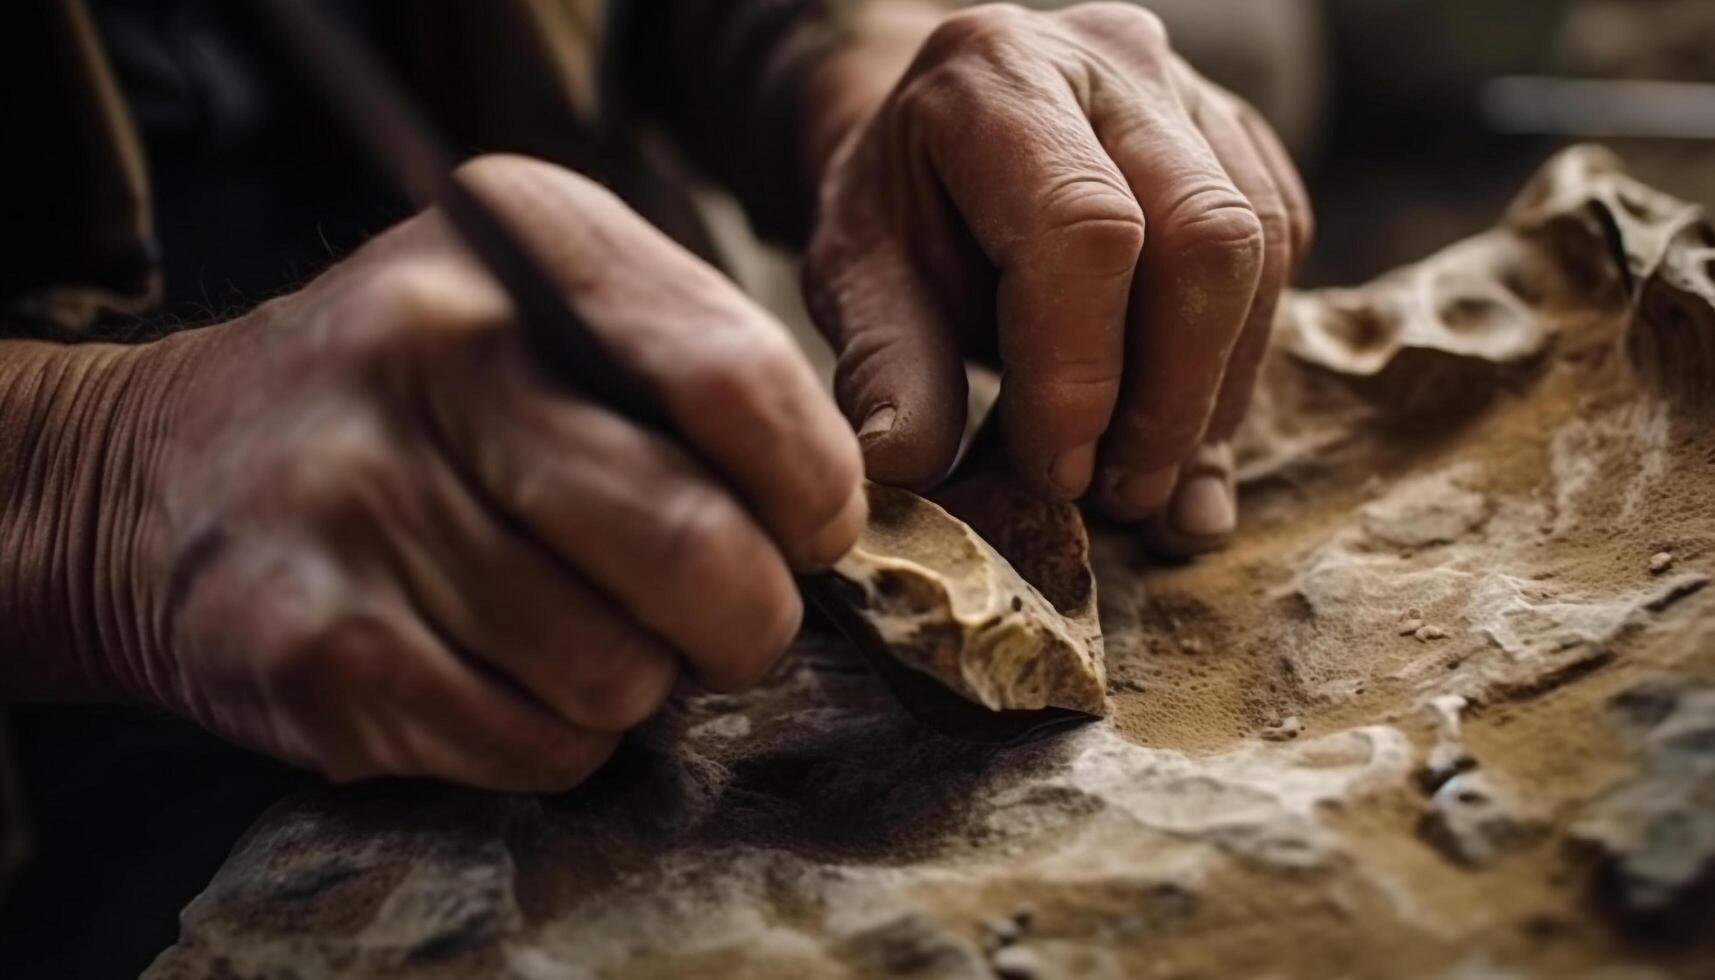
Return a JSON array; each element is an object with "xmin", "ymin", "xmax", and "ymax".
[{"xmin": 147, "ymin": 146, "xmax": 1715, "ymax": 980}]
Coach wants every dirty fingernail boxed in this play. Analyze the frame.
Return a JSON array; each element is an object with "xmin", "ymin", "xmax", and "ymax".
[
  {"xmin": 1108, "ymin": 467, "xmax": 1179, "ymax": 517},
  {"xmin": 1050, "ymin": 442, "xmax": 1097, "ymax": 498},
  {"xmin": 859, "ymin": 406, "xmax": 897, "ymax": 442},
  {"xmin": 1169, "ymin": 473, "xmax": 1236, "ymax": 539}
]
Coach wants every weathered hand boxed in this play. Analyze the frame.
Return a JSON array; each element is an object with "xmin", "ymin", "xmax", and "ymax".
[
  {"xmin": 85, "ymin": 157, "xmax": 864, "ymax": 790},
  {"xmin": 804, "ymin": 2, "xmax": 1312, "ymax": 552}
]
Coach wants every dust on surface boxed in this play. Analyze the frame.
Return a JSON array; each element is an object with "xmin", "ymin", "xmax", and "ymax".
[{"xmin": 147, "ymin": 148, "xmax": 1715, "ymax": 980}]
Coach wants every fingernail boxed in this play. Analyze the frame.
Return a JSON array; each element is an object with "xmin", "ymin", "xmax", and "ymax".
[
  {"xmin": 1050, "ymin": 442, "xmax": 1097, "ymax": 498},
  {"xmin": 859, "ymin": 405, "xmax": 897, "ymax": 442},
  {"xmin": 1169, "ymin": 473, "xmax": 1236, "ymax": 539},
  {"xmin": 1107, "ymin": 467, "xmax": 1179, "ymax": 517}
]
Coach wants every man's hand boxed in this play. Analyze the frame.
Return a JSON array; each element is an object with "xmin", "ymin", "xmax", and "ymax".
[
  {"xmin": 2, "ymin": 156, "xmax": 864, "ymax": 791},
  {"xmin": 803, "ymin": 2, "xmax": 1312, "ymax": 552}
]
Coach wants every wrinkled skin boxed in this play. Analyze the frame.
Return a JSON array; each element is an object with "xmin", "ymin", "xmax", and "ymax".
[
  {"xmin": 805, "ymin": 2, "xmax": 1312, "ymax": 553},
  {"xmin": 0, "ymin": 2, "xmax": 1312, "ymax": 792},
  {"xmin": 1, "ymin": 158, "xmax": 865, "ymax": 791}
]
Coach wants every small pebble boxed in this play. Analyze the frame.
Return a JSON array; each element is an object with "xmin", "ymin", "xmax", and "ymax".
[
  {"xmin": 1261, "ymin": 716, "xmax": 1303, "ymax": 741},
  {"xmin": 1649, "ymin": 551, "xmax": 1675, "ymax": 575},
  {"xmin": 1415, "ymin": 625, "xmax": 1449, "ymax": 642},
  {"xmin": 1398, "ymin": 617, "xmax": 1426, "ymax": 636},
  {"xmin": 991, "ymin": 945, "xmax": 1045, "ymax": 980},
  {"xmin": 981, "ymin": 916, "xmax": 1022, "ymax": 952}
]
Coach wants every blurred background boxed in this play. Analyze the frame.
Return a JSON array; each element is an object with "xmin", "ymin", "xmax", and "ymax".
[{"xmin": 1029, "ymin": 0, "xmax": 1715, "ymax": 286}]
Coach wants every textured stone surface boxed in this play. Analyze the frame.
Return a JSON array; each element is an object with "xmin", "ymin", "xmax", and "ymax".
[
  {"xmin": 827, "ymin": 479, "xmax": 1107, "ymax": 715},
  {"xmin": 1507, "ymin": 146, "xmax": 1715, "ymax": 412},
  {"xmin": 1420, "ymin": 770, "xmax": 1545, "ymax": 868},
  {"xmin": 150, "ymin": 147, "xmax": 1715, "ymax": 979},
  {"xmin": 1572, "ymin": 680, "xmax": 1715, "ymax": 936}
]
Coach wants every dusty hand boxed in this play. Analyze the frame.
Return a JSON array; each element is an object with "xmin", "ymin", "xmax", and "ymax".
[
  {"xmin": 103, "ymin": 157, "xmax": 864, "ymax": 790},
  {"xmin": 804, "ymin": 2, "xmax": 1312, "ymax": 552}
]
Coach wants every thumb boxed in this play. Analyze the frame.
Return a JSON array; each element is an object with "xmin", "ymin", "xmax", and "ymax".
[{"xmin": 804, "ymin": 238, "xmax": 967, "ymax": 492}]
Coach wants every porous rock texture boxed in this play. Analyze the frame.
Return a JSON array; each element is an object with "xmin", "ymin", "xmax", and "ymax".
[
  {"xmin": 827, "ymin": 478, "xmax": 1107, "ymax": 716},
  {"xmin": 148, "ymin": 147, "xmax": 1715, "ymax": 979}
]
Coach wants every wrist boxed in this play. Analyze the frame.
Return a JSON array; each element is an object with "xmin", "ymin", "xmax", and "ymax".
[
  {"xmin": 800, "ymin": 0, "xmax": 945, "ymax": 194},
  {"xmin": 0, "ymin": 333, "xmax": 195, "ymax": 703}
]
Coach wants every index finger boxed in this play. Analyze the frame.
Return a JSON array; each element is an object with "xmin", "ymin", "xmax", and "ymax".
[
  {"xmin": 453, "ymin": 156, "xmax": 867, "ymax": 570},
  {"xmin": 1075, "ymin": 19, "xmax": 1266, "ymax": 519},
  {"xmin": 911, "ymin": 10, "xmax": 1146, "ymax": 499}
]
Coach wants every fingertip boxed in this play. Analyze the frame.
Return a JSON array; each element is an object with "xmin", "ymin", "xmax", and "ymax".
[
  {"xmin": 692, "ymin": 558, "xmax": 804, "ymax": 694},
  {"xmin": 563, "ymin": 646, "xmax": 681, "ymax": 734},
  {"xmin": 1050, "ymin": 441, "xmax": 1098, "ymax": 499},
  {"xmin": 1169, "ymin": 471, "xmax": 1236, "ymax": 539},
  {"xmin": 1010, "ymin": 437, "xmax": 1097, "ymax": 501},
  {"xmin": 803, "ymin": 480, "xmax": 869, "ymax": 569},
  {"xmin": 530, "ymin": 731, "xmax": 622, "ymax": 793},
  {"xmin": 853, "ymin": 398, "xmax": 965, "ymax": 493},
  {"xmin": 1144, "ymin": 443, "xmax": 1239, "ymax": 557},
  {"xmin": 1096, "ymin": 465, "xmax": 1178, "ymax": 522}
]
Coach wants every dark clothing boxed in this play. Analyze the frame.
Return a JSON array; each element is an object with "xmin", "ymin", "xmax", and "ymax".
[{"xmin": 0, "ymin": 0, "xmax": 856, "ymax": 338}]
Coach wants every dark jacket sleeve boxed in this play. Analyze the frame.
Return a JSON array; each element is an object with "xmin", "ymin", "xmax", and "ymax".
[{"xmin": 609, "ymin": 0, "xmax": 854, "ymax": 245}]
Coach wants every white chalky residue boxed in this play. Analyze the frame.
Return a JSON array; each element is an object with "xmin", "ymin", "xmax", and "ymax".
[{"xmin": 1468, "ymin": 571, "xmax": 1710, "ymax": 662}]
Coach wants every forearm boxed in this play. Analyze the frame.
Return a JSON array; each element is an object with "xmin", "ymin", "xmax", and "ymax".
[
  {"xmin": 0, "ymin": 338, "xmax": 180, "ymax": 703},
  {"xmin": 615, "ymin": 0, "xmax": 944, "ymax": 244}
]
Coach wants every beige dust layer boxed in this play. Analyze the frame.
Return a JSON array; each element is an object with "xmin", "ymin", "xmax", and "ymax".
[{"xmin": 148, "ymin": 146, "xmax": 1715, "ymax": 980}]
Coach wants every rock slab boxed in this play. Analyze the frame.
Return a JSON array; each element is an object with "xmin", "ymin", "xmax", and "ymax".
[{"xmin": 150, "ymin": 147, "xmax": 1715, "ymax": 979}]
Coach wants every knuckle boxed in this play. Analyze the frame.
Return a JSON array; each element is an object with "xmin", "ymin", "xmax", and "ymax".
[
  {"xmin": 361, "ymin": 262, "xmax": 463, "ymax": 333},
  {"xmin": 1037, "ymin": 180, "xmax": 1148, "ymax": 277},
  {"xmin": 1069, "ymin": 2, "xmax": 1169, "ymax": 51},
  {"xmin": 680, "ymin": 337, "xmax": 798, "ymax": 426},
  {"xmin": 924, "ymin": 5, "xmax": 1033, "ymax": 60},
  {"xmin": 655, "ymin": 486, "xmax": 747, "ymax": 591},
  {"xmin": 452, "ymin": 152, "xmax": 531, "ymax": 188},
  {"xmin": 1253, "ymin": 200, "xmax": 1294, "ymax": 269},
  {"xmin": 274, "ymin": 418, "xmax": 403, "ymax": 528},
  {"xmin": 897, "ymin": 63, "xmax": 965, "ymax": 119},
  {"xmin": 531, "ymin": 734, "xmax": 619, "ymax": 792},
  {"xmin": 1162, "ymin": 187, "xmax": 1266, "ymax": 282},
  {"xmin": 1254, "ymin": 200, "xmax": 1291, "ymax": 246},
  {"xmin": 264, "ymin": 608, "xmax": 392, "ymax": 707},
  {"xmin": 1032, "ymin": 354, "xmax": 1126, "ymax": 395},
  {"xmin": 333, "ymin": 262, "xmax": 505, "ymax": 369},
  {"xmin": 1165, "ymin": 187, "xmax": 1264, "ymax": 250}
]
